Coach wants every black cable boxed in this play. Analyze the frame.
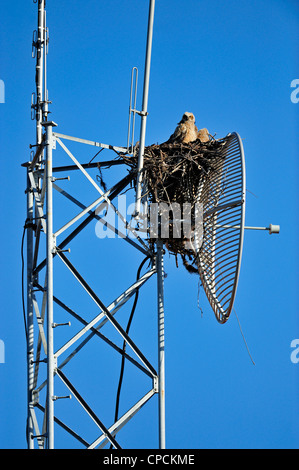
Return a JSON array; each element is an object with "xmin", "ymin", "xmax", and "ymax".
[
  {"xmin": 22, "ymin": 218, "xmax": 32, "ymax": 447},
  {"xmin": 21, "ymin": 220, "xmax": 29, "ymax": 342},
  {"xmin": 110, "ymin": 255, "xmax": 150, "ymax": 447},
  {"xmin": 21, "ymin": 218, "xmax": 37, "ymax": 343}
]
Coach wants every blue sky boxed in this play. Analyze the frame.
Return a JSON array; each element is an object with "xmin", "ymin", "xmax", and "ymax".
[{"xmin": 0, "ymin": 0, "xmax": 298, "ymax": 449}]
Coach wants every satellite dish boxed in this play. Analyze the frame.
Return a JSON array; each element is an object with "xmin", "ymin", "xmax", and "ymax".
[{"xmin": 195, "ymin": 132, "xmax": 246, "ymax": 324}]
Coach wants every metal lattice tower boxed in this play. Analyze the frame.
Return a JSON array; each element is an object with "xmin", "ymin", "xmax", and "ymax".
[{"xmin": 24, "ymin": 0, "xmax": 165, "ymax": 449}]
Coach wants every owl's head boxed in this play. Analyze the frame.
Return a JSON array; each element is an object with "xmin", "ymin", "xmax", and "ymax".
[{"xmin": 182, "ymin": 112, "xmax": 195, "ymax": 122}]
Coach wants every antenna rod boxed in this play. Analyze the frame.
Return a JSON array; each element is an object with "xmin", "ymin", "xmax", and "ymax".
[
  {"xmin": 134, "ymin": 0, "xmax": 155, "ymax": 217},
  {"xmin": 43, "ymin": 8, "xmax": 49, "ymax": 121},
  {"xmin": 36, "ymin": 0, "xmax": 45, "ymax": 145},
  {"xmin": 216, "ymin": 224, "xmax": 280, "ymax": 234}
]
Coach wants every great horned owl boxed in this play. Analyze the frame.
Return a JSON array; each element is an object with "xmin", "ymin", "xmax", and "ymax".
[
  {"xmin": 167, "ymin": 112, "xmax": 210, "ymax": 144},
  {"xmin": 167, "ymin": 112, "xmax": 198, "ymax": 144},
  {"xmin": 197, "ymin": 127, "xmax": 209, "ymax": 143}
]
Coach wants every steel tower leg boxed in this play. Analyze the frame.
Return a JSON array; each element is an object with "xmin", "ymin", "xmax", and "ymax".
[
  {"xmin": 26, "ymin": 0, "xmax": 45, "ymax": 449},
  {"xmin": 44, "ymin": 121, "xmax": 57, "ymax": 449},
  {"xmin": 157, "ymin": 239, "xmax": 166, "ymax": 449}
]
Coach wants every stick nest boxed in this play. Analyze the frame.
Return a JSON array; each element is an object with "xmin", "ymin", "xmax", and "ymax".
[{"xmin": 121, "ymin": 138, "xmax": 226, "ymax": 273}]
